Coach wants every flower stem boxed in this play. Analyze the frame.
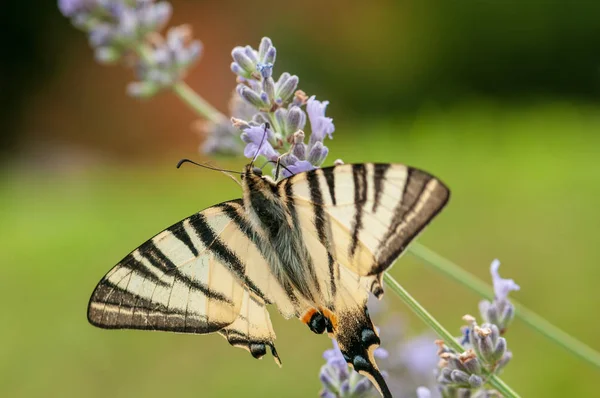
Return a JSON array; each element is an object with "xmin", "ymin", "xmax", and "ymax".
[
  {"xmin": 172, "ymin": 82, "xmax": 225, "ymax": 124},
  {"xmin": 407, "ymin": 242, "xmax": 600, "ymax": 369},
  {"xmin": 382, "ymin": 272, "xmax": 520, "ymax": 398},
  {"xmin": 135, "ymin": 44, "xmax": 226, "ymax": 123}
]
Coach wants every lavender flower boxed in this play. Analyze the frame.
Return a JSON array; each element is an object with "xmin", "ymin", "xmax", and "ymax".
[
  {"xmin": 227, "ymin": 37, "xmax": 336, "ymax": 178},
  {"xmin": 59, "ymin": 0, "xmax": 200, "ymax": 98},
  {"xmin": 319, "ymin": 340, "xmax": 387, "ymax": 398},
  {"xmin": 417, "ymin": 260, "xmax": 519, "ymax": 397}
]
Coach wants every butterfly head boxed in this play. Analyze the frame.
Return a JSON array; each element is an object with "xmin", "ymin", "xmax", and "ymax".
[{"xmin": 241, "ymin": 163, "xmax": 277, "ymax": 193}]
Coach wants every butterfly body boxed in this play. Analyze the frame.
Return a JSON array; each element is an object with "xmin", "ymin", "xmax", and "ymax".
[{"xmin": 88, "ymin": 163, "xmax": 450, "ymax": 397}]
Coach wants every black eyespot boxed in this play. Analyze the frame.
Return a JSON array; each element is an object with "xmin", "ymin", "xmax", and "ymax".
[
  {"xmin": 252, "ymin": 167, "xmax": 263, "ymax": 176},
  {"xmin": 308, "ymin": 312, "xmax": 327, "ymax": 334},
  {"xmin": 352, "ymin": 355, "xmax": 371, "ymax": 371},
  {"xmin": 250, "ymin": 343, "xmax": 266, "ymax": 359},
  {"xmin": 361, "ymin": 328, "xmax": 380, "ymax": 347}
]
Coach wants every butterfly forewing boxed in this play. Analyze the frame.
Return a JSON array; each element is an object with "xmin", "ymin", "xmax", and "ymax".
[
  {"xmin": 283, "ymin": 163, "xmax": 450, "ymax": 286},
  {"xmin": 88, "ymin": 200, "xmax": 292, "ymax": 364}
]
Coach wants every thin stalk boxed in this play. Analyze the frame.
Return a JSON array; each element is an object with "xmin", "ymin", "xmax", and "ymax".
[
  {"xmin": 172, "ymin": 82, "xmax": 225, "ymax": 124},
  {"xmin": 407, "ymin": 242, "xmax": 600, "ymax": 369},
  {"xmin": 382, "ymin": 273, "xmax": 520, "ymax": 398}
]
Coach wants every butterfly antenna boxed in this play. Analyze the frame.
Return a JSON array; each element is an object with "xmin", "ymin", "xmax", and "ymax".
[
  {"xmin": 251, "ymin": 122, "xmax": 270, "ymax": 166},
  {"xmin": 176, "ymin": 159, "xmax": 242, "ymax": 176},
  {"xmin": 261, "ymin": 159, "xmax": 294, "ymax": 178}
]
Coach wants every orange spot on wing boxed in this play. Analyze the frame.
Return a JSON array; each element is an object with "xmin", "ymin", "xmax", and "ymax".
[
  {"xmin": 300, "ymin": 308, "xmax": 318, "ymax": 324},
  {"xmin": 320, "ymin": 307, "xmax": 338, "ymax": 330}
]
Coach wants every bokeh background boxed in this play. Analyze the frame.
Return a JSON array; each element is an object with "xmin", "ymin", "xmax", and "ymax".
[{"xmin": 2, "ymin": 1, "xmax": 600, "ymax": 397}]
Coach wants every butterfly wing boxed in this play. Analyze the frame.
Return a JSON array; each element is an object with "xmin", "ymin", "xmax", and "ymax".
[
  {"xmin": 279, "ymin": 163, "xmax": 449, "ymax": 397},
  {"xmin": 283, "ymin": 163, "xmax": 450, "ymax": 297},
  {"xmin": 87, "ymin": 199, "xmax": 304, "ymax": 365}
]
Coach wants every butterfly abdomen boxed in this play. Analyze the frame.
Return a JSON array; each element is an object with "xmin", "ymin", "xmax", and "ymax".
[{"xmin": 242, "ymin": 168, "xmax": 322, "ymax": 306}]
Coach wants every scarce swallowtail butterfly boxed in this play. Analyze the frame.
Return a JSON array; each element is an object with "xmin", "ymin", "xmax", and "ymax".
[{"xmin": 88, "ymin": 162, "xmax": 450, "ymax": 397}]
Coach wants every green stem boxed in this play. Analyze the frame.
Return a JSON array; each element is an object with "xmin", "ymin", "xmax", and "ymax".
[
  {"xmin": 172, "ymin": 82, "xmax": 225, "ymax": 124},
  {"xmin": 407, "ymin": 242, "xmax": 600, "ymax": 369},
  {"xmin": 382, "ymin": 273, "xmax": 520, "ymax": 398},
  {"xmin": 135, "ymin": 44, "xmax": 226, "ymax": 123}
]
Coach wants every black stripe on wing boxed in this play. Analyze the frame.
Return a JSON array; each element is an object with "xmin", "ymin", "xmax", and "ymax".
[
  {"xmin": 187, "ymin": 211, "xmax": 268, "ymax": 302},
  {"xmin": 349, "ymin": 164, "xmax": 367, "ymax": 259},
  {"xmin": 306, "ymin": 169, "xmax": 337, "ymax": 298}
]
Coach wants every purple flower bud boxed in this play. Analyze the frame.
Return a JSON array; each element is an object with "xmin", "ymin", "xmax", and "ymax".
[
  {"xmin": 439, "ymin": 367, "xmax": 453, "ymax": 383},
  {"xmin": 276, "ymin": 72, "xmax": 290, "ymax": 88},
  {"xmin": 450, "ymin": 369, "xmax": 470, "ymax": 385},
  {"xmin": 286, "ymin": 106, "xmax": 306, "ymax": 133},
  {"xmin": 475, "ymin": 330, "xmax": 494, "ymax": 363},
  {"xmin": 238, "ymin": 85, "xmax": 267, "ymax": 109},
  {"xmin": 230, "ymin": 62, "xmax": 244, "ymax": 76},
  {"xmin": 497, "ymin": 351, "xmax": 512, "ymax": 372},
  {"xmin": 462, "ymin": 356, "xmax": 482, "ymax": 375},
  {"xmin": 231, "ymin": 46, "xmax": 256, "ymax": 74},
  {"xmin": 468, "ymin": 374, "xmax": 483, "ymax": 388},
  {"xmin": 291, "ymin": 134, "xmax": 307, "ymax": 160},
  {"xmin": 258, "ymin": 37, "xmax": 273, "ymax": 61},
  {"xmin": 262, "ymin": 77, "xmax": 275, "ymax": 103},
  {"xmin": 259, "ymin": 92, "xmax": 269, "ymax": 106},
  {"xmin": 276, "ymin": 75, "xmax": 298, "ymax": 103},
  {"xmin": 244, "ymin": 45, "xmax": 258, "ymax": 63},
  {"xmin": 264, "ymin": 46, "xmax": 276, "ymax": 65},
  {"xmin": 274, "ymin": 108, "xmax": 287, "ymax": 133},
  {"xmin": 492, "ymin": 337, "xmax": 507, "ymax": 363},
  {"xmin": 307, "ymin": 141, "xmax": 329, "ymax": 166}
]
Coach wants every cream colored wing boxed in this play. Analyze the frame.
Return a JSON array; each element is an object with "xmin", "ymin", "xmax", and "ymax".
[
  {"xmin": 88, "ymin": 199, "xmax": 306, "ymax": 365},
  {"xmin": 280, "ymin": 163, "xmax": 450, "ymax": 297}
]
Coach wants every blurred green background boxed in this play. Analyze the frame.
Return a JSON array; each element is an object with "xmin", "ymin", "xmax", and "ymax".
[{"xmin": 1, "ymin": 1, "xmax": 600, "ymax": 397}]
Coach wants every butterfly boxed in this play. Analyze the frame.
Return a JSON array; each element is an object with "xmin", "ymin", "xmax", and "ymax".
[{"xmin": 88, "ymin": 162, "xmax": 450, "ymax": 397}]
